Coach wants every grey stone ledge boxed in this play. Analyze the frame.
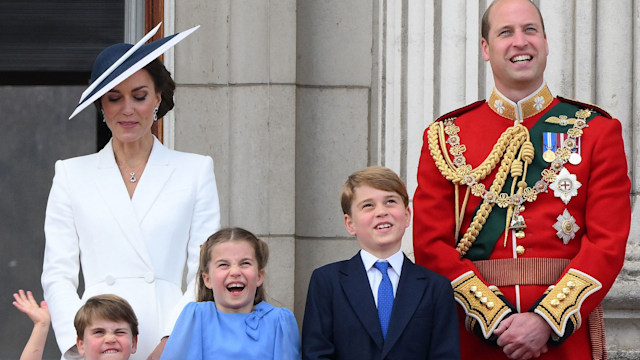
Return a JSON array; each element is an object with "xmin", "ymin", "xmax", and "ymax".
[
  {"xmin": 608, "ymin": 350, "xmax": 640, "ymax": 360},
  {"xmin": 603, "ymin": 276, "xmax": 640, "ymax": 311}
]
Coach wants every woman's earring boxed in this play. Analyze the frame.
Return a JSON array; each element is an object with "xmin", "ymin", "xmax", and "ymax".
[
  {"xmin": 101, "ymin": 109, "xmax": 106, "ymax": 123},
  {"xmin": 153, "ymin": 107, "xmax": 159, "ymax": 121}
]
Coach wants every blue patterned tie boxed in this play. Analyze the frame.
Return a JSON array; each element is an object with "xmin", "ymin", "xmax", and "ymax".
[{"xmin": 374, "ymin": 261, "xmax": 394, "ymax": 339}]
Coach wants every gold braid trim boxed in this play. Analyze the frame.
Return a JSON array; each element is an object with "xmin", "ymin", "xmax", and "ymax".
[
  {"xmin": 503, "ymin": 138, "xmax": 534, "ymax": 246},
  {"xmin": 428, "ymin": 121, "xmax": 521, "ymax": 183},
  {"xmin": 427, "ymin": 122, "xmax": 530, "ymax": 256},
  {"xmin": 452, "ymin": 271, "xmax": 512, "ymax": 339},
  {"xmin": 534, "ymin": 269, "xmax": 602, "ymax": 338}
]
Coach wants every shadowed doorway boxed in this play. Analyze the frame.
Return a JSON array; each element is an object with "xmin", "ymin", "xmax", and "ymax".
[{"xmin": 0, "ymin": 2, "xmax": 123, "ymax": 358}]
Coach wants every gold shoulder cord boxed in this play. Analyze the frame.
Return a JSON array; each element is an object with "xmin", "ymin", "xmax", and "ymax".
[
  {"xmin": 427, "ymin": 109, "xmax": 590, "ymax": 257},
  {"xmin": 427, "ymin": 120, "xmax": 532, "ymax": 256}
]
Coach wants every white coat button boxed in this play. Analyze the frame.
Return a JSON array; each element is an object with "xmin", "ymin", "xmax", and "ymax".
[
  {"xmin": 105, "ymin": 275, "xmax": 115, "ymax": 286},
  {"xmin": 144, "ymin": 272, "xmax": 155, "ymax": 283}
]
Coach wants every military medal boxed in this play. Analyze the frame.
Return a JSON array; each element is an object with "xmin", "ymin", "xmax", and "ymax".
[
  {"xmin": 569, "ymin": 136, "xmax": 582, "ymax": 165},
  {"xmin": 542, "ymin": 132, "xmax": 557, "ymax": 162},
  {"xmin": 429, "ymin": 102, "xmax": 591, "ymax": 257},
  {"xmin": 557, "ymin": 133, "xmax": 582, "ymax": 165},
  {"xmin": 569, "ymin": 152, "xmax": 582, "ymax": 165},
  {"xmin": 553, "ymin": 209, "xmax": 580, "ymax": 244},
  {"xmin": 549, "ymin": 168, "xmax": 581, "ymax": 204}
]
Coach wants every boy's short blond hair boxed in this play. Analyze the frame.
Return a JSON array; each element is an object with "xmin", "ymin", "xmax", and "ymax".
[
  {"xmin": 340, "ymin": 166, "xmax": 409, "ymax": 215},
  {"xmin": 74, "ymin": 294, "xmax": 139, "ymax": 339}
]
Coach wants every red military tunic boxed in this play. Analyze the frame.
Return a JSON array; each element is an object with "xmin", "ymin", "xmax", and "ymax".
[{"xmin": 413, "ymin": 84, "xmax": 631, "ymax": 359}]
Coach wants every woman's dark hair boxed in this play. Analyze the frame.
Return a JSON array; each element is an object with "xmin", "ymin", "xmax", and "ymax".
[{"xmin": 143, "ymin": 58, "xmax": 175, "ymax": 118}]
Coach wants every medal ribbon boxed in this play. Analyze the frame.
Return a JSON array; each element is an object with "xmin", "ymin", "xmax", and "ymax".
[
  {"xmin": 464, "ymin": 102, "xmax": 597, "ymax": 260},
  {"xmin": 544, "ymin": 132, "xmax": 556, "ymax": 152}
]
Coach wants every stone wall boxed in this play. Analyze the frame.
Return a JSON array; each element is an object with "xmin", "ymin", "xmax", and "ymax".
[{"xmin": 167, "ymin": 0, "xmax": 639, "ymax": 357}]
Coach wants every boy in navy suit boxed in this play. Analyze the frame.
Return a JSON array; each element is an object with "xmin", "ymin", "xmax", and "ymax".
[{"xmin": 302, "ymin": 166, "xmax": 460, "ymax": 359}]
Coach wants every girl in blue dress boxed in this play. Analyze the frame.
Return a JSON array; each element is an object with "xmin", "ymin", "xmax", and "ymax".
[{"xmin": 160, "ymin": 228, "xmax": 301, "ymax": 359}]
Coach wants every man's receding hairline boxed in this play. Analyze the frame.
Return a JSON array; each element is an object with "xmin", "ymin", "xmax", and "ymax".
[{"xmin": 482, "ymin": 0, "xmax": 546, "ymax": 43}]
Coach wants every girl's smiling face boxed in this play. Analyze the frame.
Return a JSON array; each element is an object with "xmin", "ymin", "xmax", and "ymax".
[{"xmin": 202, "ymin": 240, "xmax": 265, "ymax": 313}]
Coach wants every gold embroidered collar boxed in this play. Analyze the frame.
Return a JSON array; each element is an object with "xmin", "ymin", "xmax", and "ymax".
[{"xmin": 488, "ymin": 83, "xmax": 554, "ymax": 123}]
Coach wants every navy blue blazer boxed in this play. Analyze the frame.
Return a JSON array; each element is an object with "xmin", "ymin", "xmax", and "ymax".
[{"xmin": 302, "ymin": 252, "xmax": 460, "ymax": 360}]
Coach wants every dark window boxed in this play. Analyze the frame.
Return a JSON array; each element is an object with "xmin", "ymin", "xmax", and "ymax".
[{"xmin": 0, "ymin": 0, "xmax": 124, "ymax": 85}]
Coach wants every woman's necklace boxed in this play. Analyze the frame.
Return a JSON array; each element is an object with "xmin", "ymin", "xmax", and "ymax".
[
  {"xmin": 127, "ymin": 168, "xmax": 140, "ymax": 183},
  {"xmin": 114, "ymin": 139, "xmax": 152, "ymax": 185},
  {"xmin": 117, "ymin": 163, "xmax": 142, "ymax": 183},
  {"xmin": 115, "ymin": 156, "xmax": 145, "ymax": 183}
]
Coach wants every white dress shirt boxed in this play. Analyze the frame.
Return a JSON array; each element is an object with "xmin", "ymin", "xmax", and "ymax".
[{"xmin": 360, "ymin": 249, "xmax": 404, "ymax": 307}]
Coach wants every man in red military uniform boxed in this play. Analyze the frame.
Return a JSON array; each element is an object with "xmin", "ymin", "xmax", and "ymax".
[{"xmin": 413, "ymin": 0, "xmax": 631, "ymax": 359}]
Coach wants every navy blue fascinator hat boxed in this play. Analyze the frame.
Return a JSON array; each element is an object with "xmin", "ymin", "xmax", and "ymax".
[{"xmin": 69, "ymin": 23, "xmax": 199, "ymax": 119}]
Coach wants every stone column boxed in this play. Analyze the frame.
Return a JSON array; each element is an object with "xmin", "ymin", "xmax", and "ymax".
[
  {"xmin": 172, "ymin": 0, "xmax": 297, "ymax": 310},
  {"xmin": 294, "ymin": 0, "xmax": 376, "ymax": 322}
]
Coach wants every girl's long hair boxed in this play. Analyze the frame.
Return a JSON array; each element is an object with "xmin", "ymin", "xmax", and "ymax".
[{"xmin": 196, "ymin": 227, "xmax": 269, "ymax": 304}]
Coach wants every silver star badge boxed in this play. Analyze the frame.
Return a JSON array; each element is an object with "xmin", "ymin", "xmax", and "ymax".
[
  {"xmin": 549, "ymin": 168, "xmax": 581, "ymax": 204},
  {"xmin": 553, "ymin": 209, "xmax": 580, "ymax": 244}
]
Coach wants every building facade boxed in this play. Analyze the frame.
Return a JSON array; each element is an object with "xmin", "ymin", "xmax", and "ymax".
[
  {"xmin": 0, "ymin": 0, "xmax": 637, "ymax": 358},
  {"xmin": 166, "ymin": 1, "xmax": 639, "ymax": 358}
]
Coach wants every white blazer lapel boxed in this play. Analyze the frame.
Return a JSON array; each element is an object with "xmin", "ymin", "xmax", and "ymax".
[
  {"xmin": 131, "ymin": 137, "xmax": 175, "ymax": 224},
  {"xmin": 93, "ymin": 140, "xmax": 154, "ymax": 269}
]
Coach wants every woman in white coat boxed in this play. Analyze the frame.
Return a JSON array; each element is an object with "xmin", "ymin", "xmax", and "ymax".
[{"xmin": 41, "ymin": 24, "xmax": 220, "ymax": 359}]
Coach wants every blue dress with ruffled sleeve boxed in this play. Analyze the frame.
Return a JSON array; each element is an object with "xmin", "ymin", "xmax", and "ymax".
[{"xmin": 161, "ymin": 301, "xmax": 301, "ymax": 360}]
